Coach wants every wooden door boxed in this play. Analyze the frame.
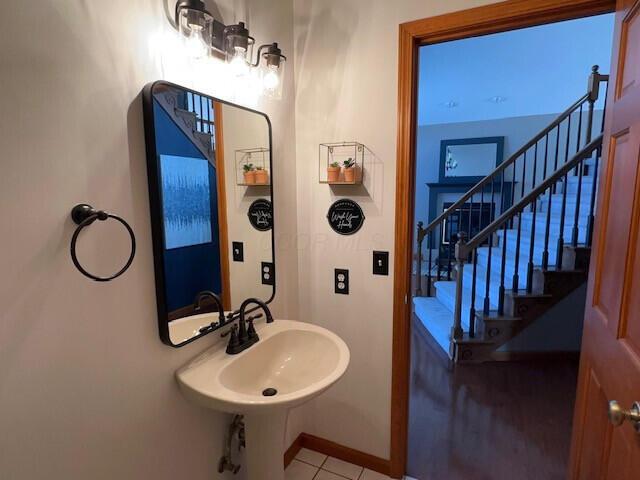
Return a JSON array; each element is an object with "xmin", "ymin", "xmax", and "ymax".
[{"xmin": 568, "ymin": 1, "xmax": 640, "ymax": 478}]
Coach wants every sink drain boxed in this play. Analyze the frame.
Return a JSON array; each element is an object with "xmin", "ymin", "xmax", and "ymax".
[{"xmin": 262, "ymin": 388, "xmax": 277, "ymax": 397}]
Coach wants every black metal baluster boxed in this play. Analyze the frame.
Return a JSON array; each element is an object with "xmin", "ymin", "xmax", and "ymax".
[
  {"xmin": 572, "ymin": 158, "xmax": 585, "ymax": 247},
  {"xmin": 484, "ymin": 178, "xmax": 494, "ymax": 315},
  {"xmin": 498, "ymin": 221, "xmax": 508, "ymax": 315},
  {"xmin": 573, "ymin": 105, "xmax": 583, "ymax": 176},
  {"xmin": 469, "ymin": 248, "xmax": 478, "ymax": 338},
  {"xmin": 553, "ymin": 124, "xmax": 561, "ymax": 193},
  {"xmin": 556, "ymin": 171, "xmax": 569, "ymax": 270},
  {"xmin": 600, "ymin": 83, "xmax": 609, "ymax": 134},
  {"xmin": 526, "ymin": 197, "xmax": 538, "ymax": 294},
  {"xmin": 576, "ymin": 104, "xmax": 583, "ymax": 152},
  {"xmin": 437, "ymin": 224, "xmax": 442, "ymax": 282},
  {"xmin": 500, "ymin": 168, "xmax": 506, "ymax": 216},
  {"xmin": 533, "ymin": 141, "xmax": 539, "ymax": 188},
  {"xmin": 531, "ymin": 142, "xmax": 538, "ymax": 210},
  {"xmin": 542, "ymin": 185, "xmax": 553, "ymax": 270},
  {"xmin": 510, "ymin": 160, "xmax": 518, "ymax": 228},
  {"xmin": 586, "ymin": 148, "xmax": 600, "ymax": 246},
  {"xmin": 513, "ymin": 210, "xmax": 522, "ymax": 293},
  {"xmin": 427, "ymin": 231, "xmax": 433, "ymax": 296},
  {"xmin": 542, "ymin": 133, "xmax": 550, "ymax": 179},
  {"xmin": 468, "ymin": 194, "xmax": 474, "ymax": 238},
  {"xmin": 446, "ymin": 212, "xmax": 453, "ymax": 281},
  {"xmin": 556, "ymin": 113, "xmax": 572, "ymax": 270},
  {"xmin": 521, "ymin": 151, "xmax": 527, "ymax": 199}
]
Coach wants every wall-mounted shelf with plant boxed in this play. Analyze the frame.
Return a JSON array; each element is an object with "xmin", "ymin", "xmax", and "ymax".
[
  {"xmin": 235, "ymin": 147, "xmax": 270, "ymax": 186},
  {"xmin": 319, "ymin": 142, "xmax": 365, "ymax": 185}
]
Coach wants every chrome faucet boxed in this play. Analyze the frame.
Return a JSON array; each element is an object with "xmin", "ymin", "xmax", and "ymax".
[
  {"xmin": 194, "ymin": 291, "xmax": 226, "ymax": 328},
  {"xmin": 225, "ymin": 298, "xmax": 273, "ymax": 355}
]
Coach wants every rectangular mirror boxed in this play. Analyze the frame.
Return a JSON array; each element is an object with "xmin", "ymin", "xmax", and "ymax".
[
  {"xmin": 142, "ymin": 81, "xmax": 275, "ymax": 347},
  {"xmin": 439, "ymin": 137, "xmax": 504, "ymax": 183}
]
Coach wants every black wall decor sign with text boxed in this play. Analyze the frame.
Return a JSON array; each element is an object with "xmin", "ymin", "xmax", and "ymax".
[
  {"xmin": 327, "ymin": 199, "xmax": 365, "ymax": 235},
  {"xmin": 247, "ymin": 199, "xmax": 273, "ymax": 231}
]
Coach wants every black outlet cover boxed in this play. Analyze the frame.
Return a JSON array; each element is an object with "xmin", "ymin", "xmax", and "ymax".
[
  {"xmin": 232, "ymin": 242, "xmax": 244, "ymax": 262},
  {"xmin": 261, "ymin": 262, "xmax": 275, "ymax": 286},
  {"xmin": 335, "ymin": 268, "xmax": 349, "ymax": 295},
  {"xmin": 373, "ymin": 251, "xmax": 389, "ymax": 275}
]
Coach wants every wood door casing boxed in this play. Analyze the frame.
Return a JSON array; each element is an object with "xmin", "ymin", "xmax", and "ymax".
[
  {"xmin": 568, "ymin": 1, "xmax": 640, "ymax": 478},
  {"xmin": 392, "ymin": 1, "xmax": 616, "ymax": 477},
  {"xmin": 212, "ymin": 101, "xmax": 231, "ymax": 311}
]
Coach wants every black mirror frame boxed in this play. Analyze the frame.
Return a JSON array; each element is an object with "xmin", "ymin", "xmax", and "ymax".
[{"xmin": 142, "ymin": 80, "xmax": 276, "ymax": 348}]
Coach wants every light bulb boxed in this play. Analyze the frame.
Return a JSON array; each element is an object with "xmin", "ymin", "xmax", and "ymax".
[
  {"xmin": 263, "ymin": 66, "xmax": 280, "ymax": 90},
  {"xmin": 229, "ymin": 46, "xmax": 249, "ymax": 78},
  {"xmin": 184, "ymin": 27, "xmax": 208, "ymax": 59}
]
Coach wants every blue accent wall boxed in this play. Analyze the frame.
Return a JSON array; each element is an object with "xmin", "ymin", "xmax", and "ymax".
[{"xmin": 153, "ymin": 100, "xmax": 222, "ymax": 312}]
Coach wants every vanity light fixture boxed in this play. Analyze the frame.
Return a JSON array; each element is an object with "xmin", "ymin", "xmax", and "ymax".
[
  {"xmin": 174, "ymin": 0, "xmax": 214, "ymax": 59},
  {"xmin": 252, "ymin": 43, "xmax": 286, "ymax": 99},
  {"xmin": 174, "ymin": 0, "xmax": 286, "ymax": 98}
]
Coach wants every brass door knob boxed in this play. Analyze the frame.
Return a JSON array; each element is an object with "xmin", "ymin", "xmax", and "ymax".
[{"xmin": 608, "ymin": 401, "xmax": 640, "ymax": 432}]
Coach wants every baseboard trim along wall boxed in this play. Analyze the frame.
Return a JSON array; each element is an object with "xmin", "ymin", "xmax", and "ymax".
[{"xmin": 284, "ymin": 433, "xmax": 392, "ymax": 476}]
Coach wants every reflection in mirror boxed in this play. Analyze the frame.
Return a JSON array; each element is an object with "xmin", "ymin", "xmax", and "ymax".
[
  {"xmin": 439, "ymin": 137, "xmax": 504, "ymax": 182},
  {"xmin": 143, "ymin": 81, "xmax": 274, "ymax": 347}
]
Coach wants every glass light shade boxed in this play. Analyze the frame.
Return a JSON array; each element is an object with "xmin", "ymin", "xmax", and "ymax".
[
  {"xmin": 177, "ymin": 7, "xmax": 213, "ymax": 59},
  {"xmin": 227, "ymin": 46, "xmax": 251, "ymax": 78},
  {"xmin": 261, "ymin": 58, "xmax": 285, "ymax": 99}
]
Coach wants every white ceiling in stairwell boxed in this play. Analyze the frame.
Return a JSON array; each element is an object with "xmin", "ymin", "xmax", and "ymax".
[{"xmin": 417, "ymin": 14, "xmax": 615, "ymax": 126}]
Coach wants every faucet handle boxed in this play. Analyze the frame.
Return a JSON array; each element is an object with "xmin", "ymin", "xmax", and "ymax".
[
  {"xmin": 225, "ymin": 324, "xmax": 241, "ymax": 354},
  {"xmin": 246, "ymin": 316, "xmax": 259, "ymax": 340}
]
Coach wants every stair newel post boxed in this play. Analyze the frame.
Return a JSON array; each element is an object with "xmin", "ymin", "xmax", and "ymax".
[
  {"xmin": 585, "ymin": 65, "xmax": 601, "ymax": 145},
  {"xmin": 451, "ymin": 231, "xmax": 467, "ymax": 353},
  {"xmin": 416, "ymin": 222, "xmax": 424, "ymax": 297}
]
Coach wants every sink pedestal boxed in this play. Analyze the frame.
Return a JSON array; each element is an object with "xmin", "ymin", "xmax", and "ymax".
[{"xmin": 244, "ymin": 410, "xmax": 288, "ymax": 480}]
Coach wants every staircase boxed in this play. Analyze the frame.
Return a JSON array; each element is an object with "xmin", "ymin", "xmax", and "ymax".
[
  {"xmin": 414, "ymin": 66, "xmax": 609, "ymax": 363},
  {"xmin": 152, "ymin": 83, "xmax": 214, "ymax": 160}
]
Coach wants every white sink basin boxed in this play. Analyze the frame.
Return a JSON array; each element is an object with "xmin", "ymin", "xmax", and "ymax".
[{"xmin": 176, "ymin": 319, "xmax": 350, "ymax": 479}]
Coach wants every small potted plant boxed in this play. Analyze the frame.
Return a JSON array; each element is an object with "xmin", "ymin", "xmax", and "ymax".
[
  {"xmin": 243, "ymin": 163, "xmax": 255, "ymax": 185},
  {"xmin": 254, "ymin": 166, "xmax": 269, "ymax": 185},
  {"xmin": 343, "ymin": 157, "xmax": 356, "ymax": 183},
  {"xmin": 327, "ymin": 161, "xmax": 341, "ymax": 183}
]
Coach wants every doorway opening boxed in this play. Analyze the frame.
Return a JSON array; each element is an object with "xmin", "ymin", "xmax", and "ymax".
[{"xmin": 391, "ymin": 2, "xmax": 618, "ymax": 479}]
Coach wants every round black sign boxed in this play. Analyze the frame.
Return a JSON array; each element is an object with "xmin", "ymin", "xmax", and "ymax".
[
  {"xmin": 327, "ymin": 199, "xmax": 365, "ymax": 235},
  {"xmin": 247, "ymin": 199, "xmax": 273, "ymax": 231}
]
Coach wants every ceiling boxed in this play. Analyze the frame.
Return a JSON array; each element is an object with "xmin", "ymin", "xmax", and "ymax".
[{"xmin": 417, "ymin": 14, "xmax": 615, "ymax": 126}]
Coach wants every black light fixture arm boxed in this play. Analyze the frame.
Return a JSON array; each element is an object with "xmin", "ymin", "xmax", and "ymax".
[
  {"xmin": 251, "ymin": 43, "xmax": 287, "ymax": 68},
  {"xmin": 173, "ymin": 1, "xmax": 285, "ymax": 67}
]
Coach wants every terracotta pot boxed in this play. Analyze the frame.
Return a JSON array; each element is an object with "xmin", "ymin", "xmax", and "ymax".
[
  {"xmin": 327, "ymin": 166, "xmax": 341, "ymax": 183},
  {"xmin": 255, "ymin": 169, "xmax": 269, "ymax": 184},
  {"xmin": 344, "ymin": 166, "xmax": 356, "ymax": 183},
  {"xmin": 243, "ymin": 170, "xmax": 256, "ymax": 185}
]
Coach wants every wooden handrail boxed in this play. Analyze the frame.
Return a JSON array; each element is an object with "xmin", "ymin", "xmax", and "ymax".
[
  {"xmin": 420, "ymin": 92, "xmax": 591, "ymax": 237},
  {"xmin": 460, "ymin": 135, "xmax": 603, "ymax": 256}
]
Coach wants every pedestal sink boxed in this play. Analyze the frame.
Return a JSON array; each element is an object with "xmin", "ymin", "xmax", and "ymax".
[{"xmin": 176, "ymin": 319, "xmax": 350, "ymax": 480}]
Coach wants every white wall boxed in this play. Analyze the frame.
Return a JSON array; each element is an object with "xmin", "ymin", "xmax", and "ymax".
[
  {"xmin": 293, "ymin": 0, "xmax": 498, "ymax": 459},
  {"xmin": 221, "ymin": 104, "xmax": 273, "ymax": 306},
  {"xmin": 0, "ymin": 1, "xmax": 299, "ymax": 478}
]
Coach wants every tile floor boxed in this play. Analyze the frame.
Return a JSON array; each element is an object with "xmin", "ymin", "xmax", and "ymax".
[{"xmin": 285, "ymin": 448, "xmax": 393, "ymax": 480}]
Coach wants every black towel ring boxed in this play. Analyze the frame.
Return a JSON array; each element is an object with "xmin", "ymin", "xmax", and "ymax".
[{"xmin": 70, "ymin": 204, "xmax": 136, "ymax": 282}]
